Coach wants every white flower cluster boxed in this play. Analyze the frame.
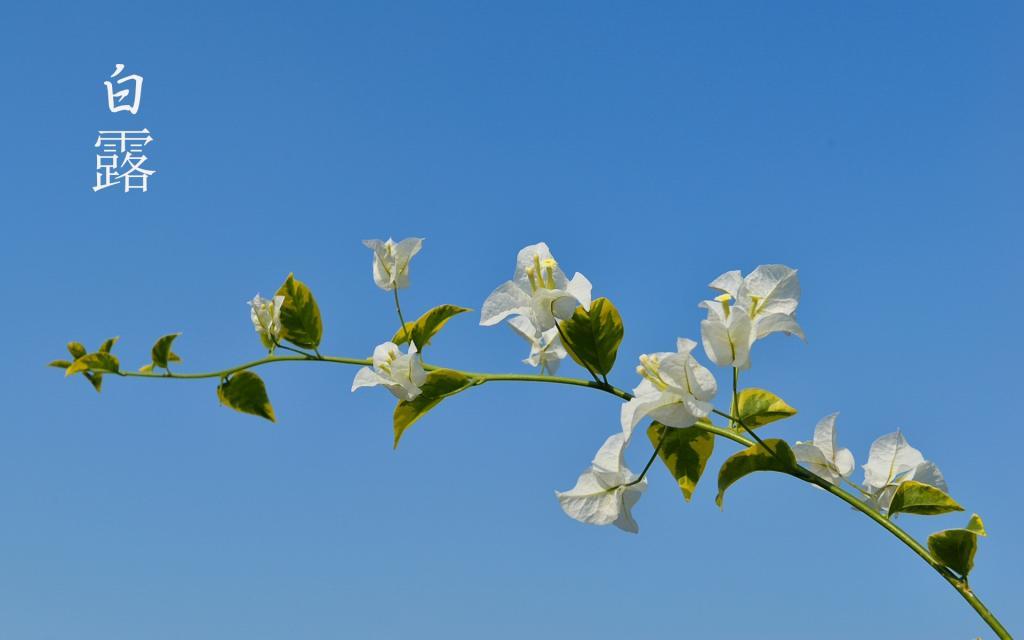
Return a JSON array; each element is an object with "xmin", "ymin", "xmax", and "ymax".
[
  {"xmin": 336, "ymin": 238, "xmax": 948, "ymax": 532},
  {"xmin": 793, "ymin": 414, "xmax": 948, "ymax": 514},
  {"xmin": 557, "ymin": 265, "xmax": 806, "ymax": 532}
]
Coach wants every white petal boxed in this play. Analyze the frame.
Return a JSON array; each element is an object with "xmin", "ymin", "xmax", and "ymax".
[
  {"xmin": 675, "ymin": 337, "xmax": 698, "ymax": 355},
  {"xmin": 907, "ymin": 460, "xmax": 948, "ymax": 494},
  {"xmin": 507, "ymin": 314, "xmax": 539, "ymax": 342},
  {"xmin": 592, "ymin": 432, "xmax": 627, "ymax": 474},
  {"xmin": 371, "ymin": 342, "xmax": 400, "ymax": 370},
  {"xmin": 613, "ymin": 482, "xmax": 646, "ymax": 534},
  {"xmin": 620, "ymin": 391, "xmax": 675, "ymax": 440},
  {"xmin": 793, "ymin": 441, "xmax": 829, "ymax": 467},
  {"xmin": 648, "ymin": 400, "xmax": 701, "ymax": 429},
  {"xmin": 834, "ymin": 448, "xmax": 855, "ymax": 479},
  {"xmin": 556, "ymin": 471, "xmax": 620, "ymax": 527},
  {"xmin": 700, "ymin": 318, "xmax": 734, "ymax": 367},
  {"xmin": 862, "ymin": 431, "xmax": 925, "ymax": 492},
  {"xmin": 549, "ymin": 292, "xmax": 581, "ymax": 322},
  {"xmin": 708, "ymin": 270, "xmax": 743, "ymax": 298},
  {"xmin": 480, "ymin": 281, "xmax": 531, "ymax": 326},
  {"xmin": 740, "ymin": 265, "xmax": 800, "ymax": 316},
  {"xmin": 566, "ymin": 272, "xmax": 593, "ymax": 311},
  {"xmin": 351, "ymin": 367, "xmax": 387, "ymax": 392},
  {"xmin": 753, "ymin": 312, "xmax": 805, "ymax": 341},
  {"xmin": 391, "ymin": 238, "xmax": 424, "ymax": 289},
  {"xmin": 812, "ymin": 413, "xmax": 839, "ymax": 457},
  {"xmin": 513, "ymin": 242, "xmax": 555, "ymax": 283}
]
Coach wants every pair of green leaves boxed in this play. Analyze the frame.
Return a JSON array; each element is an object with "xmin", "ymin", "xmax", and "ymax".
[
  {"xmin": 928, "ymin": 514, "xmax": 987, "ymax": 578},
  {"xmin": 649, "ymin": 427, "xmax": 798, "ymax": 508},
  {"xmin": 646, "ymin": 387, "xmax": 797, "ymax": 505},
  {"xmin": 389, "ymin": 306, "xmax": 476, "ymax": 446},
  {"xmin": 391, "ymin": 305, "xmax": 470, "ymax": 351},
  {"xmin": 706, "ymin": 389, "xmax": 799, "ymax": 506},
  {"xmin": 558, "ymin": 298, "xmax": 624, "ymax": 377},
  {"xmin": 50, "ymin": 338, "xmax": 121, "ymax": 392},
  {"xmin": 140, "ymin": 333, "xmax": 182, "ymax": 372}
]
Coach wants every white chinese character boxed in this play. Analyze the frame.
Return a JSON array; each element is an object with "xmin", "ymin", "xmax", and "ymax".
[
  {"xmin": 104, "ymin": 64, "xmax": 144, "ymax": 115},
  {"xmin": 94, "ymin": 129, "xmax": 155, "ymax": 192}
]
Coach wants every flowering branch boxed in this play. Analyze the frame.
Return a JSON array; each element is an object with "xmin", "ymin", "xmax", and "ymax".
[{"xmin": 49, "ymin": 239, "xmax": 1013, "ymax": 639}]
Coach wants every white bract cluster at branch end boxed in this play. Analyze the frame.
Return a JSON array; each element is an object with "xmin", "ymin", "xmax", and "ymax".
[
  {"xmin": 556, "ymin": 432, "xmax": 647, "ymax": 533},
  {"xmin": 699, "ymin": 265, "xmax": 804, "ymax": 370},
  {"xmin": 792, "ymin": 417, "xmax": 950, "ymax": 515},
  {"xmin": 862, "ymin": 431, "xmax": 947, "ymax": 514},
  {"xmin": 480, "ymin": 242, "xmax": 592, "ymax": 332},
  {"xmin": 248, "ymin": 294, "xmax": 285, "ymax": 351},
  {"xmin": 363, "ymin": 237, "xmax": 424, "ymax": 291},
  {"xmin": 620, "ymin": 338, "xmax": 718, "ymax": 441},
  {"xmin": 351, "ymin": 341, "xmax": 427, "ymax": 402}
]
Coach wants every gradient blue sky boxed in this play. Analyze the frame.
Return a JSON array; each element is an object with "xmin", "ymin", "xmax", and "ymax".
[{"xmin": 2, "ymin": 3, "xmax": 1022, "ymax": 638}]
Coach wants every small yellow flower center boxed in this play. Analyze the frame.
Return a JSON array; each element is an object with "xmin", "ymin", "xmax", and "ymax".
[
  {"xmin": 715, "ymin": 293, "xmax": 732, "ymax": 318},
  {"xmin": 380, "ymin": 347, "xmax": 400, "ymax": 375},
  {"xmin": 749, "ymin": 295, "xmax": 763, "ymax": 318},
  {"xmin": 527, "ymin": 255, "xmax": 559, "ymax": 292},
  {"xmin": 637, "ymin": 354, "xmax": 668, "ymax": 391}
]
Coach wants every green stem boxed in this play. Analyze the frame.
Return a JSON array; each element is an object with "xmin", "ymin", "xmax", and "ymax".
[
  {"xmin": 731, "ymin": 367, "xmax": 739, "ymax": 428},
  {"xmin": 274, "ymin": 342, "xmax": 317, "ymax": 359},
  {"xmin": 625, "ymin": 425, "xmax": 666, "ymax": 487},
  {"xmin": 109, "ymin": 352, "xmax": 1011, "ymax": 638},
  {"xmin": 393, "ymin": 288, "xmax": 411, "ymax": 346}
]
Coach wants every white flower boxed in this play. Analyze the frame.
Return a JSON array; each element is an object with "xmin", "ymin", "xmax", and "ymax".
[
  {"xmin": 699, "ymin": 265, "xmax": 805, "ymax": 369},
  {"xmin": 507, "ymin": 315, "xmax": 568, "ymax": 375},
  {"xmin": 793, "ymin": 413, "xmax": 855, "ymax": 486},
  {"xmin": 248, "ymin": 294, "xmax": 285, "ymax": 350},
  {"xmin": 480, "ymin": 242, "xmax": 592, "ymax": 332},
  {"xmin": 351, "ymin": 341, "xmax": 427, "ymax": 401},
  {"xmin": 363, "ymin": 237, "xmax": 424, "ymax": 291},
  {"xmin": 619, "ymin": 338, "xmax": 718, "ymax": 441},
  {"xmin": 555, "ymin": 432, "xmax": 647, "ymax": 534},
  {"xmin": 862, "ymin": 431, "xmax": 948, "ymax": 514}
]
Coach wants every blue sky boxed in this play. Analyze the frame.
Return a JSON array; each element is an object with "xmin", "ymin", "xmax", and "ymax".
[{"xmin": 2, "ymin": 2, "xmax": 1022, "ymax": 638}]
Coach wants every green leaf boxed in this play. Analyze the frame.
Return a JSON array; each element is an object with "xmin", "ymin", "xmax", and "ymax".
[
  {"xmin": 731, "ymin": 388, "xmax": 797, "ymax": 429},
  {"xmin": 889, "ymin": 480, "xmax": 964, "ymax": 517},
  {"xmin": 392, "ymin": 304, "xmax": 471, "ymax": 350},
  {"xmin": 66, "ymin": 352, "xmax": 120, "ymax": 376},
  {"xmin": 715, "ymin": 438, "xmax": 796, "ymax": 508},
  {"xmin": 139, "ymin": 363, "xmax": 155, "ymax": 373},
  {"xmin": 393, "ymin": 369, "xmax": 474, "ymax": 448},
  {"xmin": 928, "ymin": 514, "xmax": 987, "ymax": 578},
  {"xmin": 647, "ymin": 421, "xmax": 715, "ymax": 501},
  {"xmin": 275, "ymin": 273, "xmax": 323, "ymax": 349},
  {"xmin": 49, "ymin": 360, "xmax": 72, "ymax": 369},
  {"xmin": 557, "ymin": 297, "xmax": 624, "ymax": 376},
  {"xmin": 67, "ymin": 341, "xmax": 87, "ymax": 359},
  {"xmin": 965, "ymin": 513, "xmax": 987, "ymax": 536},
  {"xmin": 99, "ymin": 336, "xmax": 119, "ymax": 353},
  {"xmin": 150, "ymin": 333, "xmax": 182, "ymax": 369},
  {"xmin": 84, "ymin": 372, "xmax": 104, "ymax": 393},
  {"xmin": 217, "ymin": 371, "xmax": 276, "ymax": 422}
]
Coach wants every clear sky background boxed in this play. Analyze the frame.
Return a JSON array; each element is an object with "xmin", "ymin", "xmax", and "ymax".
[{"xmin": 1, "ymin": 2, "xmax": 1021, "ymax": 639}]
